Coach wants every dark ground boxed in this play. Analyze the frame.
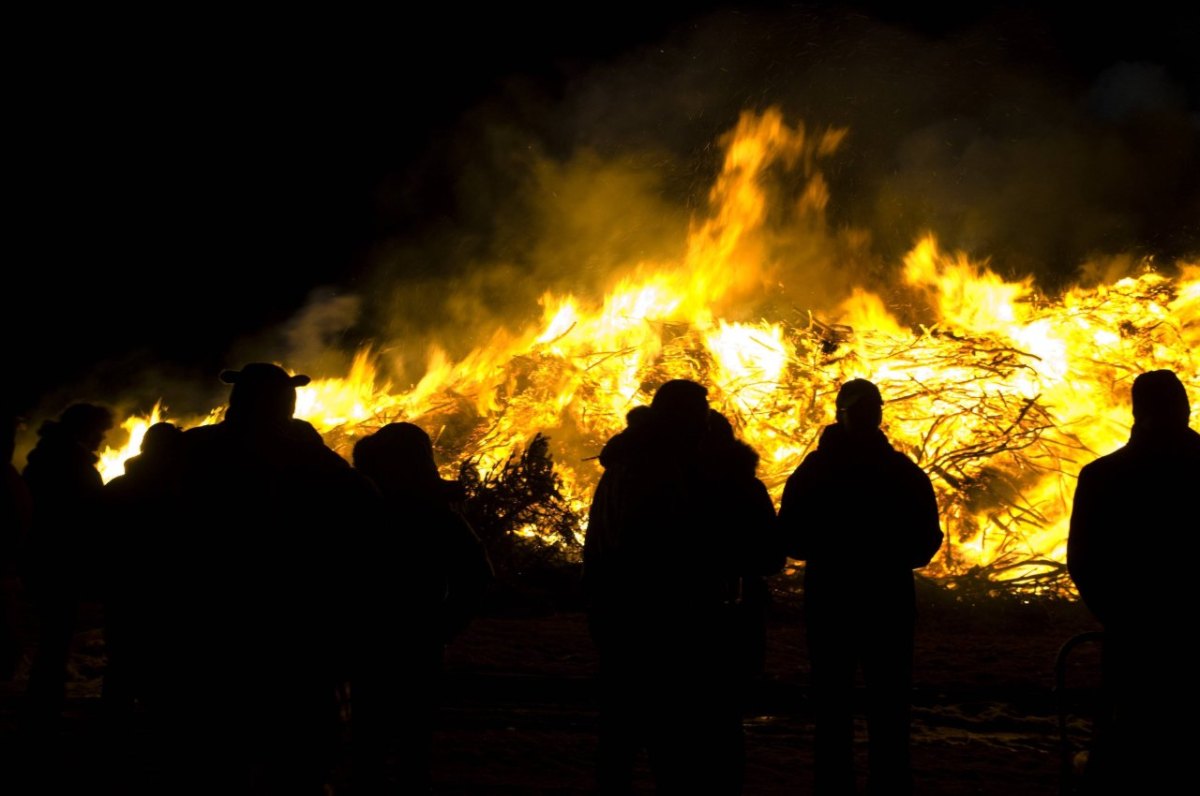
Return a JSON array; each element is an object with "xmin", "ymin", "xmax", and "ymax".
[{"xmin": 0, "ymin": 580, "xmax": 1106, "ymax": 795}]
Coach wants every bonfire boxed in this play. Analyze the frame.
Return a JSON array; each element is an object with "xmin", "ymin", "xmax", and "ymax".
[{"xmin": 95, "ymin": 109, "xmax": 1198, "ymax": 599}]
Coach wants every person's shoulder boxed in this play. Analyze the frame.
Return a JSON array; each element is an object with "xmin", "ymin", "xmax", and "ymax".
[
  {"xmin": 888, "ymin": 447, "xmax": 934, "ymax": 485},
  {"xmin": 177, "ymin": 424, "xmax": 223, "ymax": 458},
  {"xmin": 598, "ymin": 427, "xmax": 641, "ymax": 468},
  {"xmin": 782, "ymin": 446, "xmax": 827, "ymax": 487},
  {"xmin": 1079, "ymin": 444, "xmax": 1132, "ymax": 476},
  {"xmin": 728, "ymin": 438, "xmax": 761, "ymax": 477},
  {"xmin": 889, "ymin": 445, "xmax": 926, "ymax": 470},
  {"xmin": 793, "ymin": 435, "xmax": 832, "ymax": 466},
  {"xmin": 181, "ymin": 424, "xmax": 220, "ymax": 443},
  {"xmin": 103, "ymin": 470, "xmax": 128, "ymax": 489}
]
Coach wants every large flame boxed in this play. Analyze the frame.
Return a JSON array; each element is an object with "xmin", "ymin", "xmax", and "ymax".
[
  {"xmin": 101, "ymin": 109, "xmax": 1198, "ymax": 593},
  {"xmin": 98, "ymin": 402, "xmax": 167, "ymax": 484}
]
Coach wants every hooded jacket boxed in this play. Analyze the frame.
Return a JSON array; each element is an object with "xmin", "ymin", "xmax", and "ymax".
[
  {"xmin": 777, "ymin": 423, "xmax": 942, "ymax": 617},
  {"xmin": 1068, "ymin": 424, "xmax": 1200, "ymax": 630}
]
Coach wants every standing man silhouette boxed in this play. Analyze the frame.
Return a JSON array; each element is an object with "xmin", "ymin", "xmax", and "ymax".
[
  {"xmin": 350, "ymin": 421, "xmax": 494, "ymax": 794},
  {"xmin": 158, "ymin": 363, "xmax": 378, "ymax": 795},
  {"xmin": 1, "ymin": 403, "xmax": 33, "ymax": 684},
  {"xmin": 585, "ymin": 379, "xmax": 755, "ymax": 794},
  {"xmin": 1068, "ymin": 369, "xmax": 1200, "ymax": 795},
  {"xmin": 777, "ymin": 379, "xmax": 942, "ymax": 796},
  {"xmin": 19, "ymin": 402, "xmax": 114, "ymax": 738}
]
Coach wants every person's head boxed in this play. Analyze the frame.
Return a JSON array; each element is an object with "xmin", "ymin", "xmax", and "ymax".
[
  {"xmin": 649, "ymin": 379, "xmax": 710, "ymax": 445},
  {"xmin": 352, "ymin": 421, "xmax": 441, "ymax": 488},
  {"xmin": 56, "ymin": 402, "xmax": 115, "ymax": 453},
  {"xmin": 624, "ymin": 405, "xmax": 654, "ymax": 430},
  {"xmin": 139, "ymin": 421, "xmax": 183, "ymax": 459},
  {"xmin": 1131, "ymin": 369, "xmax": 1191, "ymax": 432},
  {"xmin": 220, "ymin": 362, "xmax": 310, "ymax": 427},
  {"xmin": 835, "ymin": 378, "xmax": 883, "ymax": 438}
]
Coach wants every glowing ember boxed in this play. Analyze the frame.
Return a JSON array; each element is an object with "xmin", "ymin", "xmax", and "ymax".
[{"xmin": 100, "ymin": 109, "xmax": 1198, "ymax": 594}]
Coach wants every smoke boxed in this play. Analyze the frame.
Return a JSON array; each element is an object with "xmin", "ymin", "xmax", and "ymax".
[
  {"xmin": 1087, "ymin": 61, "xmax": 1190, "ymax": 121},
  {"xmin": 223, "ymin": 287, "xmax": 366, "ymax": 379},
  {"xmin": 10, "ymin": 289, "xmax": 369, "ymax": 469},
  {"xmin": 356, "ymin": 4, "xmax": 1199, "ymax": 368},
  {"xmin": 362, "ymin": 122, "xmax": 696, "ymax": 385},
  {"xmin": 12, "ymin": 5, "xmax": 1197, "ymax": 446}
]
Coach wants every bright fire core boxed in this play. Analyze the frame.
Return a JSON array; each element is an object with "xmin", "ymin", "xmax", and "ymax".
[{"xmin": 98, "ymin": 109, "xmax": 1199, "ymax": 594}]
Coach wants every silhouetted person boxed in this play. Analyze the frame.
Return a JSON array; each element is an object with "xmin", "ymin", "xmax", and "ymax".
[
  {"xmin": 585, "ymin": 379, "xmax": 758, "ymax": 794},
  {"xmin": 350, "ymin": 421, "xmax": 494, "ymax": 794},
  {"xmin": 696, "ymin": 408, "xmax": 785, "ymax": 790},
  {"xmin": 1, "ymin": 405, "xmax": 33, "ymax": 682},
  {"xmin": 99, "ymin": 421, "xmax": 185, "ymax": 724},
  {"xmin": 18, "ymin": 402, "xmax": 114, "ymax": 737},
  {"xmin": 777, "ymin": 379, "xmax": 942, "ymax": 796},
  {"xmin": 1067, "ymin": 369, "xmax": 1200, "ymax": 796},
  {"xmin": 157, "ymin": 363, "xmax": 378, "ymax": 795}
]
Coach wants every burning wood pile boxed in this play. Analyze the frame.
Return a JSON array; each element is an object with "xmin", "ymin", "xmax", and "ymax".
[{"xmin": 92, "ymin": 111, "xmax": 1197, "ymax": 600}]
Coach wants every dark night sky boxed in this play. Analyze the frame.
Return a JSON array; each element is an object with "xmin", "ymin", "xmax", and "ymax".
[{"xmin": 8, "ymin": 2, "xmax": 1199, "ymax": 421}]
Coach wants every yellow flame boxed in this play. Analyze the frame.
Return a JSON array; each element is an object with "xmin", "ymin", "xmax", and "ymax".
[
  {"xmin": 98, "ymin": 402, "xmax": 165, "ymax": 483},
  {"xmin": 103, "ymin": 110, "xmax": 1197, "ymax": 593}
]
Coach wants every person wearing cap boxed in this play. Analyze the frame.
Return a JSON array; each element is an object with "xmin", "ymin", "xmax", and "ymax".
[
  {"xmin": 151, "ymin": 362, "xmax": 380, "ymax": 795},
  {"xmin": 1067, "ymin": 369, "xmax": 1200, "ymax": 795},
  {"xmin": 777, "ymin": 378, "xmax": 942, "ymax": 796}
]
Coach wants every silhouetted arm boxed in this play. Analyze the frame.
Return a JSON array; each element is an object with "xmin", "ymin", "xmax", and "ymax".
[
  {"xmin": 777, "ymin": 456, "xmax": 819, "ymax": 561},
  {"xmin": 582, "ymin": 472, "xmax": 612, "ymax": 606},
  {"xmin": 1067, "ymin": 464, "xmax": 1114, "ymax": 625},
  {"xmin": 906, "ymin": 463, "xmax": 943, "ymax": 568},
  {"xmin": 441, "ymin": 510, "xmax": 494, "ymax": 643},
  {"xmin": 743, "ymin": 477, "xmax": 785, "ymax": 576}
]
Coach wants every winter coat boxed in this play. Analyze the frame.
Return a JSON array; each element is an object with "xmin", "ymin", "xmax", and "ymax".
[
  {"xmin": 164, "ymin": 417, "xmax": 379, "ymax": 710},
  {"xmin": 695, "ymin": 433, "xmax": 785, "ymax": 594},
  {"xmin": 1068, "ymin": 424, "xmax": 1200, "ymax": 631},
  {"xmin": 359, "ymin": 478, "xmax": 494, "ymax": 651},
  {"xmin": 21, "ymin": 428, "xmax": 107, "ymax": 599},
  {"xmin": 777, "ymin": 423, "xmax": 942, "ymax": 621},
  {"xmin": 585, "ymin": 416, "xmax": 782, "ymax": 642},
  {"xmin": 584, "ymin": 420, "xmax": 717, "ymax": 627}
]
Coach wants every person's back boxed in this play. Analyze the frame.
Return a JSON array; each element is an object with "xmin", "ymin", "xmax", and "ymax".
[
  {"xmin": 1068, "ymin": 369, "xmax": 1200, "ymax": 794},
  {"xmin": 18, "ymin": 402, "xmax": 113, "ymax": 736},
  {"xmin": 351, "ymin": 421, "xmax": 493, "ymax": 652},
  {"xmin": 585, "ymin": 387, "xmax": 726, "ymax": 631},
  {"xmin": 1068, "ymin": 372, "xmax": 1200, "ymax": 629},
  {"xmin": 696, "ymin": 410, "xmax": 783, "ymax": 679},
  {"xmin": 1, "ymin": 407, "xmax": 33, "ymax": 682},
  {"xmin": 350, "ymin": 421, "xmax": 493, "ymax": 793},
  {"xmin": 584, "ymin": 380, "xmax": 743, "ymax": 793},
  {"xmin": 159, "ymin": 363, "xmax": 376, "ymax": 795},
  {"xmin": 693, "ymin": 409, "xmax": 783, "ymax": 793},
  {"xmin": 100, "ymin": 421, "xmax": 185, "ymax": 719},
  {"xmin": 175, "ymin": 415, "xmax": 356, "ymax": 679},
  {"xmin": 21, "ymin": 403, "xmax": 113, "ymax": 595},
  {"xmin": 777, "ymin": 379, "xmax": 942, "ymax": 796},
  {"xmin": 782, "ymin": 420, "xmax": 941, "ymax": 615}
]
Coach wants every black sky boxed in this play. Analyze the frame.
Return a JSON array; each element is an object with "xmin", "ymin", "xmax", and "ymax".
[{"xmin": 8, "ymin": 2, "xmax": 1199, "ymax": 419}]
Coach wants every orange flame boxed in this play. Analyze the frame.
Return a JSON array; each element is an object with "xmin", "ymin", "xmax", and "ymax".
[{"xmin": 102, "ymin": 109, "xmax": 1197, "ymax": 592}]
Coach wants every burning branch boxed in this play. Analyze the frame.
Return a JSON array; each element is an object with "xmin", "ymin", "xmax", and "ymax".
[{"xmin": 455, "ymin": 433, "xmax": 584, "ymax": 578}]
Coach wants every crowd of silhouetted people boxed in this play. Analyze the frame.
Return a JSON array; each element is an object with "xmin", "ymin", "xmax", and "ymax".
[
  {"xmin": 2, "ymin": 364, "xmax": 495, "ymax": 795},
  {"xmin": 1, "ymin": 363, "xmax": 1197, "ymax": 795}
]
